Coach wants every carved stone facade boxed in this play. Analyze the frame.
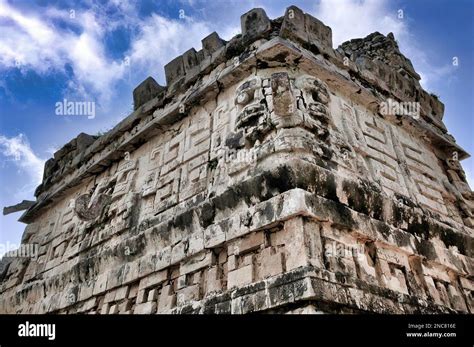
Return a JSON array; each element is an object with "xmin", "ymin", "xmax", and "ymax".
[{"xmin": 1, "ymin": 6, "xmax": 472, "ymax": 314}]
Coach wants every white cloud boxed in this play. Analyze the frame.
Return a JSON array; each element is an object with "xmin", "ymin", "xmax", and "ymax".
[
  {"xmin": 0, "ymin": 134, "xmax": 45, "ymax": 185},
  {"xmin": 127, "ymin": 15, "xmax": 212, "ymax": 84},
  {"xmin": 0, "ymin": 0, "xmax": 125, "ymax": 104},
  {"xmin": 315, "ymin": 0, "xmax": 406, "ymax": 46},
  {"xmin": 0, "ymin": 0, "xmax": 222, "ymax": 104}
]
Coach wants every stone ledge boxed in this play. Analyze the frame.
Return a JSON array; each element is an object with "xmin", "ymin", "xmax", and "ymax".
[{"xmin": 171, "ymin": 266, "xmax": 458, "ymax": 314}]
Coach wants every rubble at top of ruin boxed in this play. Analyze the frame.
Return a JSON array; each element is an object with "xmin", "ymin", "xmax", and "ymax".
[{"xmin": 339, "ymin": 31, "xmax": 421, "ymax": 81}]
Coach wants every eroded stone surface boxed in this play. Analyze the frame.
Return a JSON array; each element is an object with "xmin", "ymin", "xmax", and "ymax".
[{"xmin": 1, "ymin": 6, "xmax": 472, "ymax": 315}]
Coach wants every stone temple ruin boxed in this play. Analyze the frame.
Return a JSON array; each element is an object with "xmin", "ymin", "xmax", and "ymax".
[{"xmin": 1, "ymin": 6, "xmax": 473, "ymax": 314}]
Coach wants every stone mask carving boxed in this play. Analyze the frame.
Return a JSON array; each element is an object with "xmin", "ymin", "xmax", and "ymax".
[
  {"xmin": 74, "ymin": 182, "xmax": 111, "ymax": 221},
  {"xmin": 234, "ymin": 77, "xmax": 265, "ymax": 129},
  {"xmin": 295, "ymin": 75, "xmax": 330, "ymax": 123},
  {"xmin": 294, "ymin": 75, "xmax": 332, "ymax": 141}
]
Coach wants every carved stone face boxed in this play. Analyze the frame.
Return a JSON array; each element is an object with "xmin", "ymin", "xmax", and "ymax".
[
  {"xmin": 74, "ymin": 179, "xmax": 112, "ymax": 221},
  {"xmin": 74, "ymin": 193, "xmax": 111, "ymax": 221},
  {"xmin": 294, "ymin": 75, "xmax": 331, "ymax": 140},
  {"xmin": 234, "ymin": 77, "xmax": 265, "ymax": 129},
  {"xmin": 295, "ymin": 75, "xmax": 330, "ymax": 122},
  {"xmin": 446, "ymin": 157, "xmax": 462, "ymax": 171}
]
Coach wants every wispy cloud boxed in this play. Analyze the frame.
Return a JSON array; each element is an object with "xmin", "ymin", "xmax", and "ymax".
[
  {"xmin": 0, "ymin": 0, "xmax": 222, "ymax": 106},
  {"xmin": 315, "ymin": 0, "xmax": 406, "ymax": 46},
  {"xmin": 127, "ymin": 14, "xmax": 212, "ymax": 84},
  {"xmin": 0, "ymin": 134, "xmax": 45, "ymax": 199},
  {"xmin": 0, "ymin": 0, "xmax": 126, "ymax": 104}
]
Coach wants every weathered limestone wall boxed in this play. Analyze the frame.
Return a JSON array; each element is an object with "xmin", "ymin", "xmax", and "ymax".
[{"xmin": 1, "ymin": 6, "xmax": 472, "ymax": 314}]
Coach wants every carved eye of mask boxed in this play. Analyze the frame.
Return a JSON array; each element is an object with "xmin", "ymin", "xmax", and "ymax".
[
  {"xmin": 446, "ymin": 158, "xmax": 460, "ymax": 169},
  {"xmin": 236, "ymin": 78, "xmax": 258, "ymax": 105},
  {"xmin": 236, "ymin": 91, "xmax": 251, "ymax": 105},
  {"xmin": 315, "ymin": 90, "xmax": 329, "ymax": 104},
  {"xmin": 309, "ymin": 103, "xmax": 326, "ymax": 113}
]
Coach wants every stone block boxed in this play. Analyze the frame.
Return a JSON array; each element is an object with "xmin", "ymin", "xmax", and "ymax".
[
  {"xmin": 138, "ymin": 253, "xmax": 156, "ymax": 278},
  {"xmin": 202, "ymin": 32, "xmax": 225, "ymax": 56},
  {"xmin": 227, "ymin": 264, "xmax": 253, "ymax": 289},
  {"xmin": 164, "ymin": 55, "xmax": 185, "ymax": 86},
  {"xmin": 180, "ymin": 251, "xmax": 214, "ymax": 275},
  {"xmin": 206, "ymin": 266, "xmax": 222, "ymax": 294},
  {"xmin": 92, "ymin": 273, "xmax": 108, "ymax": 296},
  {"xmin": 304, "ymin": 13, "xmax": 332, "ymax": 49},
  {"xmin": 227, "ymin": 255, "xmax": 237, "ymax": 271},
  {"xmin": 234, "ymin": 231, "xmax": 264, "ymax": 255},
  {"xmin": 100, "ymin": 303, "xmax": 109, "ymax": 314},
  {"xmin": 155, "ymin": 246, "xmax": 172, "ymax": 271},
  {"xmin": 128, "ymin": 284, "xmax": 139, "ymax": 299},
  {"xmin": 148, "ymin": 288, "xmax": 159, "ymax": 302},
  {"xmin": 114, "ymin": 286, "xmax": 129, "ymax": 301},
  {"xmin": 284, "ymin": 218, "xmax": 309, "ymax": 271},
  {"xmin": 280, "ymin": 6, "xmax": 307, "ymax": 43},
  {"xmin": 240, "ymin": 8, "xmax": 271, "ymax": 43},
  {"xmin": 133, "ymin": 76, "xmax": 165, "ymax": 110},
  {"xmin": 260, "ymin": 247, "xmax": 284, "ymax": 279},
  {"xmin": 192, "ymin": 272, "xmax": 202, "ymax": 285},
  {"xmin": 157, "ymin": 285, "xmax": 176, "ymax": 313},
  {"xmin": 171, "ymin": 241, "xmax": 187, "ymax": 265},
  {"xmin": 133, "ymin": 301, "xmax": 157, "ymax": 314},
  {"xmin": 280, "ymin": 6, "xmax": 332, "ymax": 53},
  {"xmin": 182, "ymin": 48, "xmax": 200, "ymax": 72},
  {"xmin": 122, "ymin": 260, "xmax": 140, "ymax": 285},
  {"xmin": 204, "ymin": 223, "xmax": 226, "ymax": 249},
  {"xmin": 177, "ymin": 284, "xmax": 200, "ymax": 306},
  {"xmin": 118, "ymin": 299, "xmax": 133, "ymax": 313},
  {"xmin": 109, "ymin": 304, "xmax": 118, "ymax": 314},
  {"xmin": 138, "ymin": 270, "xmax": 168, "ymax": 291},
  {"xmin": 177, "ymin": 275, "xmax": 187, "ymax": 290},
  {"xmin": 137, "ymin": 289, "xmax": 147, "ymax": 304},
  {"xmin": 104, "ymin": 290, "xmax": 116, "ymax": 303},
  {"xmin": 188, "ymin": 231, "xmax": 205, "ymax": 256}
]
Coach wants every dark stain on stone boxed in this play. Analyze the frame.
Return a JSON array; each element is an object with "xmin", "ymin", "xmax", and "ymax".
[
  {"xmin": 415, "ymin": 239, "xmax": 437, "ymax": 260},
  {"xmin": 199, "ymin": 201, "xmax": 215, "ymax": 229},
  {"xmin": 172, "ymin": 209, "xmax": 194, "ymax": 231},
  {"xmin": 213, "ymin": 186, "xmax": 242, "ymax": 211},
  {"xmin": 375, "ymin": 220, "xmax": 391, "ymax": 240},
  {"xmin": 335, "ymin": 271, "xmax": 346, "ymax": 284},
  {"xmin": 437, "ymin": 226, "xmax": 467, "ymax": 256},
  {"xmin": 263, "ymin": 202, "xmax": 275, "ymax": 221},
  {"xmin": 225, "ymin": 130, "xmax": 245, "ymax": 149},
  {"xmin": 342, "ymin": 179, "xmax": 383, "ymax": 220},
  {"xmin": 256, "ymin": 59, "xmax": 269, "ymax": 69},
  {"xmin": 406, "ymin": 216, "xmax": 430, "ymax": 240},
  {"xmin": 272, "ymin": 51, "xmax": 289, "ymax": 63},
  {"xmin": 393, "ymin": 229, "xmax": 411, "ymax": 247}
]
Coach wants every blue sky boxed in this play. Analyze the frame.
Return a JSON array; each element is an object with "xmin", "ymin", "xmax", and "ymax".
[{"xmin": 0, "ymin": 0, "xmax": 473, "ymax": 253}]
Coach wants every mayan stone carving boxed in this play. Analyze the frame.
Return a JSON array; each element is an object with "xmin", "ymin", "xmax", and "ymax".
[{"xmin": 1, "ymin": 6, "xmax": 472, "ymax": 315}]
